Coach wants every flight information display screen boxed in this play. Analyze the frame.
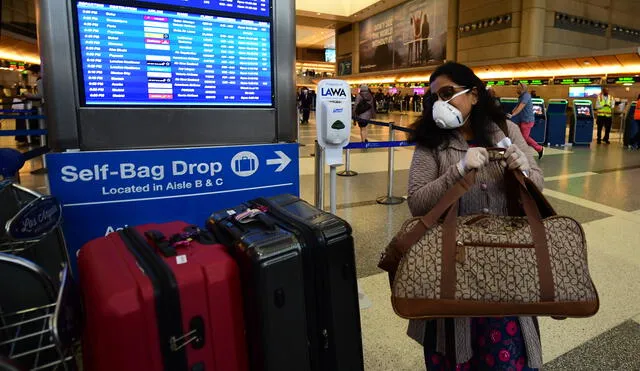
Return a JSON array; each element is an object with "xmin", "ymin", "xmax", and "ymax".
[
  {"xmin": 76, "ymin": 1, "xmax": 273, "ymax": 106},
  {"xmin": 137, "ymin": 0, "xmax": 270, "ymax": 17}
]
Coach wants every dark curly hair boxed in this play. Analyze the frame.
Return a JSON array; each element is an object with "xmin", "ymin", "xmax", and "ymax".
[{"xmin": 409, "ymin": 62, "xmax": 507, "ymax": 149}]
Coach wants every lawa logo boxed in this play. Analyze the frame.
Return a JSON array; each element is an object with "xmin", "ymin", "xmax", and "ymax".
[{"xmin": 321, "ymin": 88, "xmax": 347, "ymax": 97}]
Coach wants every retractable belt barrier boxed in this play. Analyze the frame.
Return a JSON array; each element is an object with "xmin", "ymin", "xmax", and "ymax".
[
  {"xmin": 315, "ymin": 118, "xmax": 416, "ymax": 209},
  {"xmin": 0, "ymin": 105, "xmax": 50, "ymax": 176}
]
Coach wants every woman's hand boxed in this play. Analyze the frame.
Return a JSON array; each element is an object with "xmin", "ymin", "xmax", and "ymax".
[
  {"xmin": 503, "ymin": 144, "xmax": 530, "ymax": 172},
  {"xmin": 457, "ymin": 147, "xmax": 489, "ymax": 175}
]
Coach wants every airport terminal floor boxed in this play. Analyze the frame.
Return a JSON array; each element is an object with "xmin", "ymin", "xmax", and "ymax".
[{"xmin": 3, "ymin": 111, "xmax": 640, "ymax": 370}]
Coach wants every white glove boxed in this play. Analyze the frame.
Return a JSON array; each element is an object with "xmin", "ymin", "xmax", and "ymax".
[
  {"xmin": 457, "ymin": 147, "xmax": 489, "ymax": 175},
  {"xmin": 506, "ymin": 113, "xmax": 513, "ymax": 119},
  {"xmin": 503, "ymin": 144, "xmax": 530, "ymax": 173}
]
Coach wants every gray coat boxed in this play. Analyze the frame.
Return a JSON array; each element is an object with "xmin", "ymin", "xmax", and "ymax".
[
  {"xmin": 406, "ymin": 121, "xmax": 544, "ymax": 368},
  {"xmin": 353, "ymin": 91, "xmax": 376, "ymax": 121}
]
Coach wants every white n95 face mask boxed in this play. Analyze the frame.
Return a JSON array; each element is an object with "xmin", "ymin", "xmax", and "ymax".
[{"xmin": 432, "ymin": 89, "xmax": 470, "ymax": 129}]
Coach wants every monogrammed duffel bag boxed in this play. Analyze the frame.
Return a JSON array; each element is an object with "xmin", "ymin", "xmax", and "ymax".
[{"xmin": 378, "ymin": 169, "xmax": 599, "ymax": 319}]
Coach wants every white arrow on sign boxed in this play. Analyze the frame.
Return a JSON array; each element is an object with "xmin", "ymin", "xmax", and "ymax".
[{"xmin": 266, "ymin": 151, "xmax": 291, "ymax": 172}]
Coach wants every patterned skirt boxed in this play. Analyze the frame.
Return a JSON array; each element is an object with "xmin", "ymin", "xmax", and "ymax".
[{"xmin": 424, "ymin": 317, "xmax": 539, "ymax": 371}]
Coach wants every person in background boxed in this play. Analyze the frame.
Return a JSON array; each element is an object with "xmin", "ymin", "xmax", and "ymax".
[
  {"xmin": 509, "ymin": 83, "xmax": 544, "ymax": 159},
  {"xmin": 353, "ymin": 84, "xmax": 376, "ymax": 143},
  {"xmin": 22, "ymin": 65, "xmax": 44, "ymax": 146},
  {"xmin": 530, "ymin": 90, "xmax": 538, "ymax": 99},
  {"xmin": 595, "ymin": 87, "xmax": 614, "ymax": 144},
  {"xmin": 487, "ymin": 86, "xmax": 501, "ymax": 109},
  {"xmin": 298, "ymin": 87, "xmax": 313, "ymax": 125},
  {"xmin": 631, "ymin": 94, "xmax": 640, "ymax": 150},
  {"xmin": 408, "ymin": 61, "xmax": 544, "ymax": 371}
]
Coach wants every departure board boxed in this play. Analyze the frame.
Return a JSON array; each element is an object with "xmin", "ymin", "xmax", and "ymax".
[
  {"xmin": 76, "ymin": 1, "xmax": 273, "ymax": 106},
  {"xmin": 138, "ymin": 0, "xmax": 270, "ymax": 17}
]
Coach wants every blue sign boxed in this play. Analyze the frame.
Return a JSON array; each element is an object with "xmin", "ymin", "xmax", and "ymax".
[
  {"xmin": 46, "ymin": 143, "xmax": 299, "ymax": 272},
  {"xmin": 6, "ymin": 196, "xmax": 63, "ymax": 240}
]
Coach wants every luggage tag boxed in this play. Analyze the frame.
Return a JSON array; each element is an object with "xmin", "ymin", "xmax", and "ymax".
[{"xmin": 234, "ymin": 207, "xmax": 276, "ymax": 231}]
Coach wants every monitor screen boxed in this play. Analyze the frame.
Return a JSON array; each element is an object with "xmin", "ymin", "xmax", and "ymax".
[
  {"xmin": 569, "ymin": 86, "xmax": 585, "ymax": 98},
  {"xmin": 324, "ymin": 48, "xmax": 336, "ymax": 63},
  {"xmin": 137, "ymin": 0, "xmax": 270, "ymax": 17},
  {"xmin": 76, "ymin": 1, "xmax": 273, "ymax": 107},
  {"xmin": 584, "ymin": 86, "xmax": 602, "ymax": 97},
  {"xmin": 576, "ymin": 105, "xmax": 591, "ymax": 117}
]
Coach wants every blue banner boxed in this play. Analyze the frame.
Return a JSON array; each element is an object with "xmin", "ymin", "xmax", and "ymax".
[{"xmin": 46, "ymin": 143, "xmax": 299, "ymax": 272}]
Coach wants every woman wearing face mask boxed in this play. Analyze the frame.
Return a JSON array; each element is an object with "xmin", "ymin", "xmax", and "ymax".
[{"xmin": 407, "ymin": 62, "xmax": 544, "ymax": 371}]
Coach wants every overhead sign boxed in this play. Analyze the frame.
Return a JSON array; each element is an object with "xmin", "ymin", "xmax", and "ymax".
[
  {"xmin": 514, "ymin": 79, "xmax": 549, "ymax": 86},
  {"xmin": 554, "ymin": 77, "xmax": 602, "ymax": 85},
  {"xmin": 606, "ymin": 76, "xmax": 640, "ymax": 85},
  {"xmin": 46, "ymin": 144, "xmax": 299, "ymax": 273},
  {"xmin": 485, "ymin": 80, "xmax": 511, "ymax": 86}
]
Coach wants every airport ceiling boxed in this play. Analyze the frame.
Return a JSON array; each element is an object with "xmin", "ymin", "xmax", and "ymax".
[{"xmin": 295, "ymin": 0, "xmax": 407, "ymax": 49}]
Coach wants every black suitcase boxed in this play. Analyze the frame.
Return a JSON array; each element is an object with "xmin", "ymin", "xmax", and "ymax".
[
  {"xmin": 209, "ymin": 194, "xmax": 364, "ymax": 371},
  {"xmin": 209, "ymin": 206, "xmax": 311, "ymax": 371}
]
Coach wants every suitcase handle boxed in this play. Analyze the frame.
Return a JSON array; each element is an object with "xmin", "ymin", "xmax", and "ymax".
[{"xmin": 145, "ymin": 230, "xmax": 177, "ymax": 257}]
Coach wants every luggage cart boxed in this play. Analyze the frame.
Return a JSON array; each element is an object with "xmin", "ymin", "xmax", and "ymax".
[
  {"xmin": 0, "ymin": 264, "xmax": 80, "ymax": 371},
  {"xmin": 0, "ymin": 183, "xmax": 80, "ymax": 370}
]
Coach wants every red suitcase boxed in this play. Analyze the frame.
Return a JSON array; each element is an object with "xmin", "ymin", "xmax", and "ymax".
[{"xmin": 79, "ymin": 221, "xmax": 248, "ymax": 371}]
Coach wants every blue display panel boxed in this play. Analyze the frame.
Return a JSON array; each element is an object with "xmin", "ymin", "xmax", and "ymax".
[
  {"xmin": 76, "ymin": 1, "xmax": 273, "ymax": 106},
  {"xmin": 138, "ymin": 0, "xmax": 270, "ymax": 17}
]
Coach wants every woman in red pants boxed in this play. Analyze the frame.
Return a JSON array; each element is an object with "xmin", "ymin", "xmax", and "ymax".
[{"xmin": 509, "ymin": 83, "xmax": 544, "ymax": 159}]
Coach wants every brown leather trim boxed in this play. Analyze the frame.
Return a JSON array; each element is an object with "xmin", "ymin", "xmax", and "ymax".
[
  {"xmin": 463, "ymin": 215, "xmax": 490, "ymax": 225},
  {"xmin": 513, "ymin": 171, "xmax": 556, "ymax": 302},
  {"xmin": 392, "ymin": 297, "xmax": 600, "ymax": 319},
  {"xmin": 395, "ymin": 171, "xmax": 477, "ymax": 255},
  {"xmin": 440, "ymin": 204, "xmax": 458, "ymax": 299},
  {"xmin": 460, "ymin": 242, "xmax": 535, "ymax": 248}
]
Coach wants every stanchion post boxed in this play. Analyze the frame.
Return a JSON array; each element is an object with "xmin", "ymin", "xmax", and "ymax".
[
  {"xmin": 337, "ymin": 148, "xmax": 358, "ymax": 177},
  {"xmin": 330, "ymin": 165, "xmax": 337, "ymax": 214},
  {"xmin": 377, "ymin": 124, "xmax": 405, "ymax": 205},
  {"xmin": 24, "ymin": 100, "xmax": 33, "ymax": 145},
  {"xmin": 37, "ymin": 106, "xmax": 46, "ymax": 147},
  {"xmin": 314, "ymin": 141, "xmax": 325, "ymax": 210}
]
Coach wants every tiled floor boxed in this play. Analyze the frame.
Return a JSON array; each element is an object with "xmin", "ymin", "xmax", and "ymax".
[{"xmin": 3, "ymin": 111, "xmax": 640, "ymax": 370}]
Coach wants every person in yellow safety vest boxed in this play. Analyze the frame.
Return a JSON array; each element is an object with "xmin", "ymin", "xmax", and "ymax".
[{"xmin": 595, "ymin": 87, "xmax": 614, "ymax": 144}]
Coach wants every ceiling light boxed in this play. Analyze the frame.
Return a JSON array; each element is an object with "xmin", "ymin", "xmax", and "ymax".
[
  {"xmin": 464, "ymin": 25, "xmax": 470, "ymax": 31},
  {"xmin": 471, "ymin": 23, "xmax": 477, "ymax": 30},
  {"xmin": 458, "ymin": 26, "xmax": 464, "ymax": 32},
  {"xmin": 556, "ymin": 13, "xmax": 561, "ymax": 20},
  {"xmin": 483, "ymin": 20, "xmax": 489, "ymax": 27},
  {"xmin": 583, "ymin": 61, "xmax": 590, "ymax": 65},
  {"xmin": 505, "ymin": 15, "xmax": 512, "ymax": 22}
]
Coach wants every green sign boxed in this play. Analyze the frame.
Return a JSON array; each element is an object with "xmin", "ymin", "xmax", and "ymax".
[
  {"xmin": 606, "ymin": 76, "xmax": 640, "ymax": 84},
  {"xmin": 554, "ymin": 77, "xmax": 601, "ymax": 85},
  {"xmin": 486, "ymin": 80, "xmax": 510, "ymax": 86},
  {"xmin": 516, "ymin": 79, "xmax": 549, "ymax": 86}
]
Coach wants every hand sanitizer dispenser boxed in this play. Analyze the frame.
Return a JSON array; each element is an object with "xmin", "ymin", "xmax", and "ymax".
[
  {"xmin": 316, "ymin": 79, "xmax": 351, "ymax": 166},
  {"xmin": 321, "ymin": 101, "xmax": 350, "ymax": 145}
]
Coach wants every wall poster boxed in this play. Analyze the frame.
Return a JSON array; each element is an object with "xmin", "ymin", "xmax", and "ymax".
[{"xmin": 359, "ymin": 0, "xmax": 447, "ymax": 73}]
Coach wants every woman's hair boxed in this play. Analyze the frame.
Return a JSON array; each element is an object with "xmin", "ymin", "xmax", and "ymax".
[
  {"xmin": 518, "ymin": 82, "xmax": 528, "ymax": 92},
  {"xmin": 637, "ymin": 94, "xmax": 640, "ymax": 100},
  {"xmin": 409, "ymin": 62, "xmax": 507, "ymax": 149}
]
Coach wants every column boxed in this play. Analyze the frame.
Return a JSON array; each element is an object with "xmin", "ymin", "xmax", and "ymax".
[
  {"xmin": 446, "ymin": 0, "xmax": 459, "ymax": 62},
  {"xmin": 520, "ymin": 0, "xmax": 546, "ymax": 57},
  {"xmin": 352, "ymin": 22, "xmax": 360, "ymax": 74}
]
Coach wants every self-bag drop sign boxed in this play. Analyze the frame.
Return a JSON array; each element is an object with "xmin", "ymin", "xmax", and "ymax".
[{"xmin": 46, "ymin": 143, "xmax": 299, "ymax": 272}]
